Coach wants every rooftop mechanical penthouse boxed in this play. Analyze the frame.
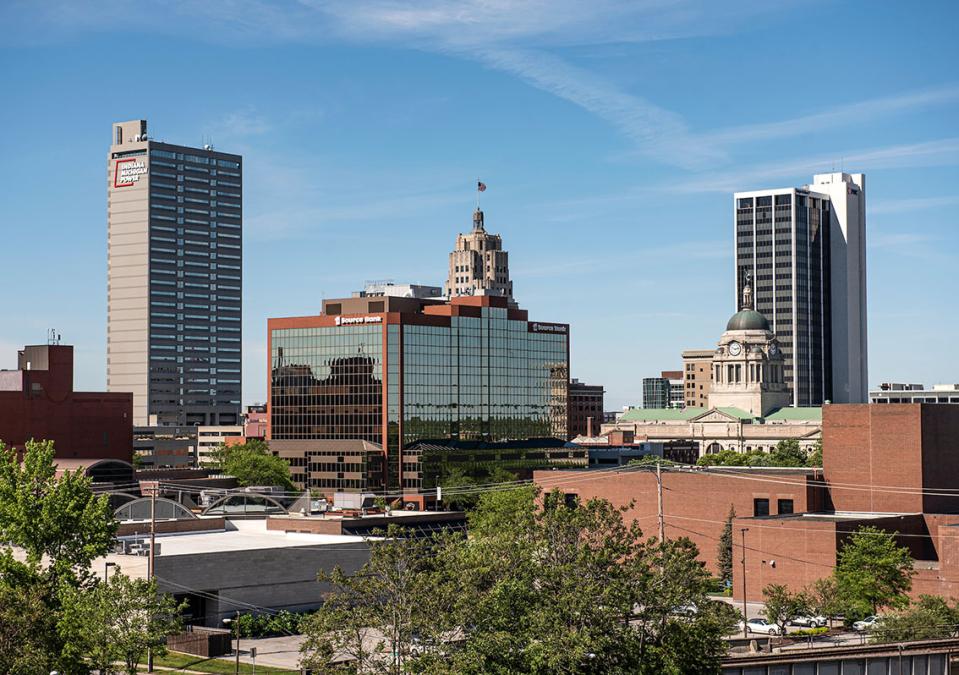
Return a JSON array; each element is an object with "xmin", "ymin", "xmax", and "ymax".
[{"xmin": 267, "ymin": 294, "xmax": 571, "ymax": 492}]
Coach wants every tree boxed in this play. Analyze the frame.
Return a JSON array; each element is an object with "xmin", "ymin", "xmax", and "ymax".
[
  {"xmin": 870, "ymin": 595, "xmax": 959, "ymax": 643},
  {"xmin": 210, "ymin": 439, "xmax": 296, "ymax": 491},
  {"xmin": 0, "ymin": 581, "xmax": 57, "ymax": 675},
  {"xmin": 0, "ymin": 439, "xmax": 117, "ymax": 587},
  {"xmin": 806, "ymin": 440, "xmax": 823, "ymax": 467},
  {"xmin": 769, "ymin": 439, "xmax": 806, "ymax": 467},
  {"xmin": 761, "ymin": 584, "xmax": 809, "ymax": 635},
  {"xmin": 835, "ymin": 526, "xmax": 914, "ymax": 620},
  {"xmin": 717, "ymin": 506, "xmax": 736, "ymax": 589},
  {"xmin": 449, "ymin": 488, "xmax": 737, "ymax": 673},
  {"xmin": 300, "ymin": 525, "xmax": 460, "ymax": 674},
  {"xmin": 301, "ymin": 487, "xmax": 739, "ymax": 674},
  {"xmin": 0, "ymin": 439, "xmax": 118, "ymax": 670},
  {"xmin": 805, "ymin": 577, "xmax": 842, "ymax": 627},
  {"xmin": 59, "ymin": 572, "xmax": 185, "ymax": 675}
]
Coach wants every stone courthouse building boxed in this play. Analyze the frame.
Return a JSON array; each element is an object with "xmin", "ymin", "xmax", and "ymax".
[{"xmin": 597, "ymin": 281, "xmax": 821, "ymax": 457}]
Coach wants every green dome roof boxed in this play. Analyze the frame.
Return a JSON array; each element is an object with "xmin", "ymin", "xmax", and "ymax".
[{"xmin": 726, "ymin": 309, "xmax": 770, "ymax": 331}]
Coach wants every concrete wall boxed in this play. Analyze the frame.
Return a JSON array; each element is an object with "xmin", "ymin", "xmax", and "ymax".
[{"xmin": 154, "ymin": 542, "xmax": 370, "ymax": 626}]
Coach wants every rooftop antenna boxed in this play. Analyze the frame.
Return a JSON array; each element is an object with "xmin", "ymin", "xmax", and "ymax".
[{"xmin": 47, "ymin": 328, "xmax": 61, "ymax": 345}]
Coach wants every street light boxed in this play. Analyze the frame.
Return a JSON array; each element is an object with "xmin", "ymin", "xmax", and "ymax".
[
  {"xmin": 104, "ymin": 561, "xmax": 117, "ymax": 583},
  {"xmin": 222, "ymin": 611, "xmax": 240, "ymax": 675}
]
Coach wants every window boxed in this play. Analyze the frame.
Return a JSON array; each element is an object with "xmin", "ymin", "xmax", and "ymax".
[
  {"xmin": 115, "ymin": 126, "xmax": 122, "ymax": 144},
  {"xmin": 777, "ymin": 499, "xmax": 794, "ymax": 515},
  {"xmin": 753, "ymin": 498, "xmax": 769, "ymax": 517}
]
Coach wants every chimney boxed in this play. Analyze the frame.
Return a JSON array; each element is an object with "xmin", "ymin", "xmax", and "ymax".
[{"xmin": 586, "ymin": 416, "xmax": 594, "ymax": 437}]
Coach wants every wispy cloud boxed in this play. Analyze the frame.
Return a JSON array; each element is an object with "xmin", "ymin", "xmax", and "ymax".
[
  {"xmin": 703, "ymin": 85, "xmax": 959, "ymax": 146},
  {"xmin": 662, "ymin": 138, "xmax": 959, "ymax": 194}
]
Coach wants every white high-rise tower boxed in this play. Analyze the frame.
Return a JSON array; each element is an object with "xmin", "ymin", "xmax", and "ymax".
[{"xmin": 733, "ymin": 172, "xmax": 867, "ymax": 405}]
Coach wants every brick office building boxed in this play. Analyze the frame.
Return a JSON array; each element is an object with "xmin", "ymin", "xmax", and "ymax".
[
  {"xmin": 0, "ymin": 344, "xmax": 132, "ymax": 462},
  {"xmin": 568, "ymin": 378, "xmax": 604, "ymax": 439},
  {"xmin": 536, "ymin": 403, "xmax": 959, "ymax": 602}
]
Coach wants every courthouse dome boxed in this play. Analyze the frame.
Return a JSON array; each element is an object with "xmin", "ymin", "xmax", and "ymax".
[{"xmin": 726, "ymin": 309, "xmax": 770, "ymax": 331}]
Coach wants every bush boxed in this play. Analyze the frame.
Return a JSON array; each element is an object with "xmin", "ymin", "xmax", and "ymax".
[
  {"xmin": 230, "ymin": 610, "xmax": 311, "ymax": 638},
  {"xmin": 790, "ymin": 627, "xmax": 829, "ymax": 638}
]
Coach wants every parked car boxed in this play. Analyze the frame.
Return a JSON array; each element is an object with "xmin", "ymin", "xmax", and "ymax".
[
  {"xmin": 671, "ymin": 603, "xmax": 699, "ymax": 617},
  {"xmin": 741, "ymin": 618, "xmax": 780, "ymax": 635},
  {"xmin": 790, "ymin": 615, "xmax": 828, "ymax": 628},
  {"xmin": 853, "ymin": 615, "xmax": 881, "ymax": 631}
]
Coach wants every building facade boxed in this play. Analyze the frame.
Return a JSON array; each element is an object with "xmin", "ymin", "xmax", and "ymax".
[
  {"xmin": 870, "ymin": 383, "xmax": 959, "ymax": 404},
  {"xmin": 643, "ymin": 371, "xmax": 683, "ymax": 409},
  {"xmin": 107, "ymin": 119, "xmax": 242, "ymax": 428},
  {"xmin": 568, "ymin": 378, "xmax": 605, "ymax": 439},
  {"xmin": 196, "ymin": 425, "xmax": 244, "ymax": 465},
  {"xmin": 682, "ymin": 349, "xmax": 713, "ymax": 408},
  {"xmin": 444, "ymin": 209, "xmax": 514, "ymax": 305},
  {"xmin": 541, "ymin": 403, "xmax": 959, "ymax": 604},
  {"xmin": 267, "ymin": 294, "xmax": 569, "ymax": 492},
  {"xmin": 603, "ymin": 291, "xmax": 820, "ymax": 456},
  {"xmin": 0, "ymin": 344, "xmax": 132, "ymax": 462},
  {"xmin": 733, "ymin": 172, "xmax": 867, "ymax": 406}
]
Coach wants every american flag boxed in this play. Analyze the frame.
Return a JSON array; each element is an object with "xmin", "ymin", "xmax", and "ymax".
[{"xmin": 477, "ymin": 181, "xmax": 487, "ymax": 192}]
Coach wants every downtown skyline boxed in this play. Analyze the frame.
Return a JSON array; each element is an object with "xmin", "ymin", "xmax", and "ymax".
[{"xmin": 1, "ymin": 1, "xmax": 958, "ymax": 410}]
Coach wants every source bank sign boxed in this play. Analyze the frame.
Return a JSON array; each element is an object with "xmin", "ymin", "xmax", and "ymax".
[{"xmin": 114, "ymin": 158, "xmax": 148, "ymax": 188}]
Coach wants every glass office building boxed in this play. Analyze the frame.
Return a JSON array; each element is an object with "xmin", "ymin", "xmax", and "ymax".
[{"xmin": 268, "ymin": 295, "xmax": 570, "ymax": 491}]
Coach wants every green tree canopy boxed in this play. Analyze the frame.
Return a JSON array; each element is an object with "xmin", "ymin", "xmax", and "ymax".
[
  {"xmin": 0, "ymin": 439, "xmax": 121, "ymax": 672},
  {"xmin": 835, "ymin": 526, "xmax": 914, "ymax": 619},
  {"xmin": 210, "ymin": 439, "xmax": 296, "ymax": 491},
  {"xmin": 761, "ymin": 584, "xmax": 809, "ymax": 635},
  {"xmin": 301, "ymin": 487, "xmax": 739, "ymax": 674},
  {"xmin": 870, "ymin": 595, "xmax": 959, "ymax": 643},
  {"xmin": 697, "ymin": 441, "xmax": 818, "ymax": 468}
]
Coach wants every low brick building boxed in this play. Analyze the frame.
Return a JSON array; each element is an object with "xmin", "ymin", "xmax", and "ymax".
[
  {"xmin": 535, "ymin": 403, "xmax": 959, "ymax": 602},
  {"xmin": 0, "ymin": 344, "xmax": 132, "ymax": 462}
]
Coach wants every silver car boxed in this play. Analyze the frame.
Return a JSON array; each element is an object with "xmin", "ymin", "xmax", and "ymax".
[{"xmin": 743, "ymin": 618, "xmax": 780, "ymax": 635}]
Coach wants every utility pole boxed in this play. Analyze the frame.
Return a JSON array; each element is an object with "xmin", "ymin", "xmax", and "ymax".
[
  {"xmin": 147, "ymin": 486, "xmax": 156, "ymax": 672},
  {"xmin": 656, "ymin": 462, "xmax": 665, "ymax": 544},
  {"xmin": 740, "ymin": 527, "xmax": 749, "ymax": 639}
]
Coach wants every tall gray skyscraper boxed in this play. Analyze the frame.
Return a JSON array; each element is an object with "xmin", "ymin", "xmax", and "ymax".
[
  {"xmin": 107, "ymin": 119, "xmax": 242, "ymax": 427},
  {"xmin": 733, "ymin": 172, "xmax": 867, "ymax": 406}
]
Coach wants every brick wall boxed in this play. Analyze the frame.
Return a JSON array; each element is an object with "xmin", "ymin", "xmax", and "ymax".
[{"xmin": 533, "ymin": 468, "xmax": 823, "ymax": 573}]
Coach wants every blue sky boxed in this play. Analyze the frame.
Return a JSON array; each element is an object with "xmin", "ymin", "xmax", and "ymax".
[{"xmin": 1, "ymin": 1, "xmax": 957, "ymax": 410}]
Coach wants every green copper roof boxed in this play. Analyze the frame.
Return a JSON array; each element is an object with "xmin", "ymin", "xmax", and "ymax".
[
  {"xmin": 726, "ymin": 309, "xmax": 770, "ymax": 331},
  {"xmin": 619, "ymin": 407, "xmax": 706, "ymax": 422},
  {"xmin": 764, "ymin": 407, "xmax": 823, "ymax": 421}
]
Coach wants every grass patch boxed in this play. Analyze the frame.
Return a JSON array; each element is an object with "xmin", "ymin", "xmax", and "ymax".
[{"xmin": 151, "ymin": 650, "xmax": 298, "ymax": 674}]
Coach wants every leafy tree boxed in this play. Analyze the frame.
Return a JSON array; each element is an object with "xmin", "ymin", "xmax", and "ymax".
[
  {"xmin": 456, "ymin": 489, "xmax": 736, "ymax": 673},
  {"xmin": 0, "ymin": 439, "xmax": 118, "ymax": 670},
  {"xmin": 301, "ymin": 487, "xmax": 739, "ymax": 674},
  {"xmin": 59, "ymin": 571, "xmax": 185, "ymax": 675},
  {"xmin": 0, "ymin": 581, "xmax": 56, "ymax": 674},
  {"xmin": 437, "ymin": 467, "xmax": 482, "ymax": 511},
  {"xmin": 835, "ymin": 526, "xmax": 914, "ymax": 620},
  {"xmin": 805, "ymin": 576, "xmax": 842, "ymax": 627},
  {"xmin": 210, "ymin": 439, "xmax": 296, "ymax": 491},
  {"xmin": 300, "ymin": 525, "xmax": 460, "ymax": 674},
  {"xmin": 769, "ymin": 439, "xmax": 806, "ymax": 467},
  {"xmin": 870, "ymin": 595, "xmax": 959, "ymax": 643},
  {"xmin": 717, "ymin": 505, "xmax": 735, "ymax": 589},
  {"xmin": 761, "ymin": 584, "xmax": 809, "ymax": 635},
  {"xmin": 806, "ymin": 440, "xmax": 823, "ymax": 467}
]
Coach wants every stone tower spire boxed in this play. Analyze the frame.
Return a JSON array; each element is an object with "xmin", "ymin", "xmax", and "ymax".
[{"xmin": 473, "ymin": 208, "xmax": 485, "ymax": 232}]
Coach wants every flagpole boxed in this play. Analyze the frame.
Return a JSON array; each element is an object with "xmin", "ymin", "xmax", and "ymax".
[{"xmin": 476, "ymin": 177, "xmax": 481, "ymax": 210}]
